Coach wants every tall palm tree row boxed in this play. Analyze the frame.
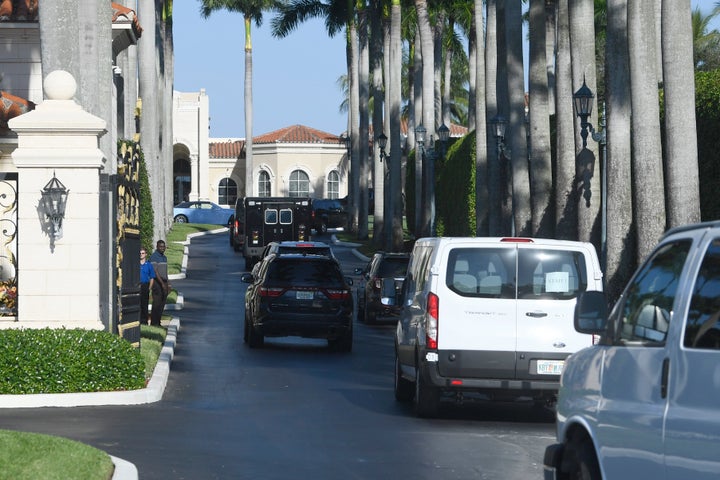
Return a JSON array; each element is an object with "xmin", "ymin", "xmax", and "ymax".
[{"xmin": 199, "ymin": 0, "xmax": 704, "ymax": 297}]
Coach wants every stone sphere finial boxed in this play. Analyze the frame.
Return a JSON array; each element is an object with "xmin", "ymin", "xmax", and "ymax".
[{"xmin": 44, "ymin": 70, "xmax": 77, "ymax": 100}]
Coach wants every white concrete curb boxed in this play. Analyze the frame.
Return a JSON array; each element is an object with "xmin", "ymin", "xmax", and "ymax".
[{"xmin": 110, "ymin": 455, "xmax": 138, "ymax": 480}]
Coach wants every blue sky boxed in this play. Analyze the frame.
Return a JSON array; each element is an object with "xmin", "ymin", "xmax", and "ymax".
[
  {"xmin": 173, "ymin": 2, "xmax": 348, "ymax": 139},
  {"xmin": 174, "ymin": 2, "xmax": 718, "ymax": 139}
]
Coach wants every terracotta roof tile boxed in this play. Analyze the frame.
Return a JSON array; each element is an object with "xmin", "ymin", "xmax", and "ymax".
[
  {"xmin": 0, "ymin": 91, "xmax": 35, "ymax": 134},
  {"xmin": 112, "ymin": 2, "xmax": 143, "ymax": 38},
  {"xmin": 209, "ymin": 140, "xmax": 245, "ymax": 159},
  {"xmin": 254, "ymin": 124, "xmax": 343, "ymax": 145}
]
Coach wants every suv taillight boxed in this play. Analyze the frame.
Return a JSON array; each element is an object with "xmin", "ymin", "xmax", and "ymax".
[
  {"xmin": 324, "ymin": 288, "xmax": 350, "ymax": 300},
  {"xmin": 426, "ymin": 292, "xmax": 439, "ymax": 349},
  {"xmin": 259, "ymin": 287, "xmax": 284, "ymax": 297}
]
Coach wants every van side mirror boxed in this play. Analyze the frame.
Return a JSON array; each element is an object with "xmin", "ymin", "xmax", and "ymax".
[
  {"xmin": 241, "ymin": 273, "xmax": 254, "ymax": 283},
  {"xmin": 574, "ymin": 291, "xmax": 609, "ymax": 334}
]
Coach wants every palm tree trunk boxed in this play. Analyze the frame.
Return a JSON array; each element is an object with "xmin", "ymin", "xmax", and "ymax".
[
  {"xmin": 358, "ymin": 6, "xmax": 370, "ymax": 240},
  {"xmin": 506, "ymin": 0, "xmax": 531, "ymax": 236},
  {"xmin": 474, "ymin": 0, "xmax": 489, "ymax": 236},
  {"xmin": 244, "ymin": 16, "xmax": 254, "ymax": 198},
  {"xmin": 486, "ymin": 0, "xmax": 503, "ymax": 236},
  {"xmin": 546, "ymin": 0, "xmax": 557, "ymax": 116},
  {"xmin": 389, "ymin": 0, "xmax": 403, "ymax": 250},
  {"xmin": 467, "ymin": 13, "xmax": 477, "ymax": 132},
  {"xmin": 554, "ymin": 0, "xmax": 576, "ymax": 240},
  {"xmin": 662, "ymin": 0, "xmax": 701, "ymax": 227},
  {"xmin": 528, "ymin": 0, "xmax": 553, "ymax": 237},
  {"xmin": 371, "ymin": 0, "xmax": 385, "ymax": 248},
  {"xmin": 415, "ymin": 0, "xmax": 435, "ymax": 237},
  {"xmin": 629, "ymin": 0, "xmax": 665, "ymax": 261},
  {"xmin": 569, "ymin": 0, "xmax": 600, "ymax": 248},
  {"xmin": 348, "ymin": 22, "xmax": 361, "ymax": 234},
  {"xmin": 605, "ymin": 0, "xmax": 634, "ymax": 302}
]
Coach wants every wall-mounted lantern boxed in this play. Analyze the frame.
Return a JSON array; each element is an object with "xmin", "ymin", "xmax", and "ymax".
[{"xmin": 40, "ymin": 172, "xmax": 69, "ymax": 245}]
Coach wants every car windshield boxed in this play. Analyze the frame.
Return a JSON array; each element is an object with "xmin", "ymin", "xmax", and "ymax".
[
  {"xmin": 378, "ymin": 258, "xmax": 409, "ymax": 277},
  {"xmin": 266, "ymin": 259, "xmax": 343, "ymax": 287}
]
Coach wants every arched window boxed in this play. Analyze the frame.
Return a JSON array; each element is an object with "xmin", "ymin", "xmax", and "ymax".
[
  {"xmin": 218, "ymin": 177, "xmax": 237, "ymax": 206},
  {"xmin": 327, "ymin": 170, "xmax": 340, "ymax": 199},
  {"xmin": 289, "ymin": 170, "xmax": 310, "ymax": 197},
  {"xmin": 258, "ymin": 171, "xmax": 271, "ymax": 197}
]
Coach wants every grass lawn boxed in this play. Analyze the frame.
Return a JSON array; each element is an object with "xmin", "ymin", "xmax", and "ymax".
[{"xmin": 0, "ymin": 429, "xmax": 114, "ymax": 480}]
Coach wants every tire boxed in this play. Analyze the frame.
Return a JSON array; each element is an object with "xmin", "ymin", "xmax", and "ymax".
[
  {"xmin": 243, "ymin": 313, "xmax": 249, "ymax": 343},
  {"xmin": 244, "ymin": 256, "xmax": 253, "ymax": 271},
  {"xmin": 247, "ymin": 319, "xmax": 264, "ymax": 348},
  {"xmin": 563, "ymin": 435, "xmax": 601, "ymax": 480},
  {"xmin": 394, "ymin": 355, "xmax": 413, "ymax": 402},
  {"xmin": 174, "ymin": 215, "xmax": 188, "ymax": 223},
  {"xmin": 330, "ymin": 326, "xmax": 353, "ymax": 353},
  {"xmin": 414, "ymin": 361, "xmax": 440, "ymax": 417},
  {"xmin": 364, "ymin": 306, "xmax": 375, "ymax": 325}
]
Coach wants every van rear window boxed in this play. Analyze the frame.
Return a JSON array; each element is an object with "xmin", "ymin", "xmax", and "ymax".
[
  {"xmin": 445, "ymin": 248, "xmax": 516, "ymax": 298},
  {"xmin": 445, "ymin": 247, "xmax": 588, "ymax": 299}
]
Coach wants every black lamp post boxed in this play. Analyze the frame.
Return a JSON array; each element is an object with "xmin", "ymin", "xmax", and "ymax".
[
  {"xmin": 490, "ymin": 115, "xmax": 513, "ymax": 235},
  {"xmin": 377, "ymin": 131, "xmax": 388, "ymax": 162},
  {"xmin": 414, "ymin": 124, "xmax": 426, "ymax": 237},
  {"xmin": 573, "ymin": 80, "xmax": 607, "ymax": 270}
]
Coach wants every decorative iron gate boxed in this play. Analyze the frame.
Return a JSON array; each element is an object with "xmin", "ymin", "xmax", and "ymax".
[
  {"xmin": 0, "ymin": 173, "xmax": 17, "ymax": 319},
  {"xmin": 115, "ymin": 142, "xmax": 141, "ymax": 346}
]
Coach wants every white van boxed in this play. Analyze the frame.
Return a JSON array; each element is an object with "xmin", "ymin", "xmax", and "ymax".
[{"xmin": 394, "ymin": 237, "xmax": 604, "ymax": 417}]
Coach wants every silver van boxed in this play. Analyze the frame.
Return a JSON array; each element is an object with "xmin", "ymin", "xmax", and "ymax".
[
  {"xmin": 394, "ymin": 237, "xmax": 604, "ymax": 417},
  {"xmin": 544, "ymin": 221, "xmax": 720, "ymax": 479}
]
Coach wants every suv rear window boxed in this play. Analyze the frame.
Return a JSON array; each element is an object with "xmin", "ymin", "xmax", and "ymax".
[
  {"xmin": 266, "ymin": 258, "xmax": 343, "ymax": 287},
  {"xmin": 378, "ymin": 258, "xmax": 409, "ymax": 277},
  {"xmin": 445, "ymin": 247, "xmax": 588, "ymax": 299}
]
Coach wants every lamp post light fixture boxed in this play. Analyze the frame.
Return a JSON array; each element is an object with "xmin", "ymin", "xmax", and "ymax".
[
  {"xmin": 40, "ymin": 172, "xmax": 69, "ymax": 247},
  {"xmin": 377, "ymin": 131, "xmax": 388, "ymax": 162},
  {"xmin": 490, "ymin": 114, "xmax": 514, "ymax": 235},
  {"xmin": 573, "ymin": 80, "xmax": 608, "ymax": 270}
]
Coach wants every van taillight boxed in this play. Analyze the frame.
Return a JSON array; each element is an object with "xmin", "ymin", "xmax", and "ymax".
[
  {"xmin": 500, "ymin": 237, "xmax": 534, "ymax": 243},
  {"xmin": 259, "ymin": 287, "xmax": 284, "ymax": 297},
  {"xmin": 298, "ymin": 224, "xmax": 307, "ymax": 240},
  {"xmin": 252, "ymin": 230, "xmax": 260, "ymax": 244},
  {"xmin": 324, "ymin": 288, "xmax": 350, "ymax": 300},
  {"xmin": 426, "ymin": 292, "xmax": 439, "ymax": 349}
]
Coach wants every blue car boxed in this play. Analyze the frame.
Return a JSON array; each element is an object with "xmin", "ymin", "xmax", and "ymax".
[{"xmin": 173, "ymin": 201, "xmax": 234, "ymax": 225}]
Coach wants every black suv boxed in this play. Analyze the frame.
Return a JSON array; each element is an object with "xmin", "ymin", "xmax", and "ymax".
[
  {"xmin": 260, "ymin": 240, "xmax": 334, "ymax": 260},
  {"xmin": 311, "ymin": 198, "xmax": 348, "ymax": 234},
  {"xmin": 355, "ymin": 252, "xmax": 410, "ymax": 324},
  {"xmin": 241, "ymin": 254, "xmax": 354, "ymax": 351}
]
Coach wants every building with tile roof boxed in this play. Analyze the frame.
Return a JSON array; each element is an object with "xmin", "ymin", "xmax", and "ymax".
[{"xmin": 173, "ymin": 90, "xmax": 349, "ymax": 207}]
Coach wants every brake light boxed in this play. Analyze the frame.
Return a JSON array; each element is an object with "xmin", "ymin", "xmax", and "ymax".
[
  {"xmin": 251, "ymin": 230, "xmax": 260, "ymax": 245},
  {"xmin": 259, "ymin": 287, "xmax": 284, "ymax": 297},
  {"xmin": 298, "ymin": 224, "xmax": 307, "ymax": 241},
  {"xmin": 500, "ymin": 237, "xmax": 534, "ymax": 243},
  {"xmin": 426, "ymin": 292, "xmax": 439, "ymax": 349},
  {"xmin": 324, "ymin": 288, "xmax": 350, "ymax": 300}
]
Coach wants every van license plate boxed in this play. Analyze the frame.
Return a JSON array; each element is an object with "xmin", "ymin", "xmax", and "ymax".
[
  {"xmin": 537, "ymin": 360, "xmax": 564, "ymax": 375},
  {"xmin": 296, "ymin": 291, "xmax": 314, "ymax": 300}
]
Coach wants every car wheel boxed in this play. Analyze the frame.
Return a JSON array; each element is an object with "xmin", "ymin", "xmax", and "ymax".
[
  {"xmin": 174, "ymin": 215, "xmax": 188, "ymax": 223},
  {"xmin": 394, "ymin": 355, "xmax": 413, "ymax": 402},
  {"xmin": 243, "ymin": 313, "xmax": 249, "ymax": 343},
  {"xmin": 330, "ymin": 327, "xmax": 353, "ymax": 353},
  {"xmin": 364, "ymin": 306, "xmax": 375, "ymax": 325},
  {"xmin": 563, "ymin": 435, "xmax": 601, "ymax": 480},
  {"xmin": 414, "ymin": 360, "xmax": 440, "ymax": 417},
  {"xmin": 247, "ymin": 320, "xmax": 264, "ymax": 348}
]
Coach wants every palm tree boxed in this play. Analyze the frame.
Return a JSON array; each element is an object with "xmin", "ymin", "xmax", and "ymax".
[
  {"xmin": 505, "ymin": 0, "xmax": 531, "ymax": 236},
  {"xmin": 528, "ymin": 0, "xmax": 553, "ymax": 237},
  {"xmin": 486, "ymin": 0, "xmax": 503, "ymax": 236},
  {"xmin": 569, "ymin": 0, "xmax": 600, "ymax": 249},
  {"xmin": 554, "ymin": 0, "xmax": 576, "ymax": 241},
  {"xmin": 662, "ymin": 0, "xmax": 700, "ymax": 229},
  {"xmin": 628, "ymin": 0, "xmax": 665, "ymax": 261},
  {"xmin": 473, "ymin": 0, "xmax": 488, "ymax": 237},
  {"xmin": 693, "ymin": 6, "xmax": 720, "ymax": 70},
  {"xmin": 415, "ymin": 0, "xmax": 435, "ymax": 236},
  {"xmin": 388, "ymin": 0, "xmax": 404, "ymax": 250},
  {"xmin": 604, "ymin": 0, "xmax": 634, "ymax": 302},
  {"xmin": 200, "ymin": 0, "xmax": 280, "ymax": 200}
]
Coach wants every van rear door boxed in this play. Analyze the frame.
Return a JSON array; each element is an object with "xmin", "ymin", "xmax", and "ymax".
[
  {"xmin": 436, "ymin": 243, "xmax": 518, "ymax": 379},
  {"xmin": 514, "ymin": 243, "xmax": 596, "ymax": 381}
]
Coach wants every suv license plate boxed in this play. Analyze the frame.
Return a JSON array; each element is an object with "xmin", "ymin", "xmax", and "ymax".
[
  {"xmin": 537, "ymin": 360, "xmax": 564, "ymax": 375},
  {"xmin": 296, "ymin": 291, "xmax": 314, "ymax": 300}
]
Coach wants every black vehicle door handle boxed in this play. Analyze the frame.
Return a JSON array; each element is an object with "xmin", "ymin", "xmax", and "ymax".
[{"xmin": 526, "ymin": 311, "xmax": 548, "ymax": 318}]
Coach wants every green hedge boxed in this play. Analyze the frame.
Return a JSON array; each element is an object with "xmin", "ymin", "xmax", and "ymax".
[
  {"xmin": 436, "ymin": 134, "xmax": 475, "ymax": 236},
  {"xmin": 0, "ymin": 328, "xmax": 146, "ymax": 394}
]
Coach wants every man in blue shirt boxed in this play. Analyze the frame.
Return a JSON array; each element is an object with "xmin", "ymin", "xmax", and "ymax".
[
  {"xmin": 149, "ymin": 240, "xmax": 170, "ymax": 327},
  {"xmin": 140, "ymin": 248, "xmax": 155, "ymax": 324}
]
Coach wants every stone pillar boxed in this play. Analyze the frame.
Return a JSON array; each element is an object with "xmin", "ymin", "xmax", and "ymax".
[{"xmin": 8, "ymin": 70, "xmax": 106, "ymax": 329}]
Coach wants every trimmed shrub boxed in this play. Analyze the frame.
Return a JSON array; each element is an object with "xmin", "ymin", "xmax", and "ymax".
[{"xmin": 0, "ymin": 328, "xmax": 146, "ymax": 394}]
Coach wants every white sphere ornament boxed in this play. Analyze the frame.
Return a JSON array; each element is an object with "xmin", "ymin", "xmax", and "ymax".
[{"xmin": 44, "ymin": 70, "xmax": 77, "ymax": 101}]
